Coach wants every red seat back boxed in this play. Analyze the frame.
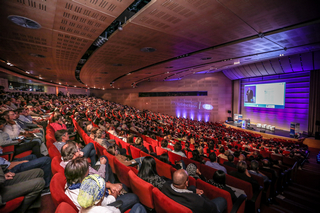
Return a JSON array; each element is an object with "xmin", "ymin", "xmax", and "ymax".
[
  {"xmin": 188, "ymin": 176, "xmax": 196, "ymax": 186},
  {"xmin": 152, "ymin": 187, "xmax": 192, "ymax": 213},
  {"xmin": 0, "ymin": 196, "xmax": 24, "ymax": 213},
  {"xmin": 114, "ymin": 158, "xmax": 131, "ymax": 188},
  {"xmin": 182, "ymin": 157, "xmax": 201, "ymax": 169},
  {"xmin": 103, "ymin": 149, "xmax": 116, "ymax": 174},
  {"xmin": 130, "ymin": 146, "xmax": 142, "ymax": 159},
  {"xmin": 200, "ymin": 164, "xmax": 218, "ymax": 180},
  {"xmin": 52, "ymin": 156, "xmax": 65, "ymax": 175},
  {"xmin": 156, "ymin": 147, "xmax": 168, "ymax": 156},
  {"xmin": 155, "ymin": 158, "xmax": 173, "ymax": 180},
  {"xmin": 128, "ymin": 170, "xmax": 154, "ymax": 209},
  {"xmin": 119, "ymin": 140, "xmax": 131, "ymax": 156},
  {"xmin": 48, "ymin": 146, "xmax": 61, "ymax": 159},
  {"xmin": 196, "ymin": 179, "xmax": 233, "ymax": 213},
  {"xmin": 167, "ymin": 151, "xmax": 182, "ymax": 165},
  {"xmin": 226, "ymin": 175, "xmax": 253, "ymax": 200},
  {"xmin": 50, "ymin": 173, "xmax": 78, "ymax": 211},
  {"xmin": 55, "ymin": 202, "xmax": 77, "ymax": 213}
]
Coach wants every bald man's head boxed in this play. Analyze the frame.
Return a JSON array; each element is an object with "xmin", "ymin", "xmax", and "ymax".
[{"xmin": 172, "ymin": 169, "xmax": 188, "ymax": 189}]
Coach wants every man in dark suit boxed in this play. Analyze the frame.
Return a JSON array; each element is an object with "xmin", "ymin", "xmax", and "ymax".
[
  {"xmin": 223, "ymin": 154, "xmax": 237, "ymax": 168},
  {"xmin": 246, "ymin": 87, "xmax": 254, "ymax": 102},
  {"xmin": 161, "ymin": 169, "xmax": 227, "ymax": 213}
]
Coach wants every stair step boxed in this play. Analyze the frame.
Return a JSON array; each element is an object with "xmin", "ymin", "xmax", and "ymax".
[
  {"xmin": 275, "ymin": 196, "xmax": 317, "ymax": 213},
  {"xmin": 286, "ymin": 186, "xmax": 320, "ymax": 201},
  {"xmin": 269, "ymin": 205, "xmax": 295, "ymax": 213},
  {"xmin": 282, "ymin": 191, "xmax": 318, "ymax": 209},
  {"xmin": 290, "ymin": 182, "xmax": 320, "ymax": 195}
]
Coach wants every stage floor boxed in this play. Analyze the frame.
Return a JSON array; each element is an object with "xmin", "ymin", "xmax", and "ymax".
[{"xmin": 225, "ymin": 122, "xmax": 299, "ymax": 141}]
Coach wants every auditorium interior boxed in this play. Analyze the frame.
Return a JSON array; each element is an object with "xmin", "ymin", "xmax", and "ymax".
[{"xmin": 0, "ymin": 0, "xmax": 320, "ymax": 213}]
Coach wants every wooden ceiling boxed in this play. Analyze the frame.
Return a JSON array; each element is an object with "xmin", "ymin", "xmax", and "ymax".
[{"xmin": 0, "ymin": 0, "xmax": 320, "ymax": 89}]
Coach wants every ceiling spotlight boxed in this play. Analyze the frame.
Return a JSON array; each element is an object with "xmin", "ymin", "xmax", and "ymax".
[
  {"xmin": 127, "ymin": 73, "xmax": 131, "ymax": 75},
  {"xmin": 39, "ymin": 76, "xmax": 42, "ymax": 79},
  {"xmin": 94, "ymin": 86, "xmax": 96, "ymax": 88},
  {"xmin": 26, "ymin": 71, "xmax": 30, "ymax": 74},
  {"xmin": 258, "ymin": 33, "xmax": 264, "ymax": 38},
  {"xmin": 279, "ymin": 54, "xmax": 284, "ymax": 56},
  {"xmin": 59, "ymin": 82, "xmax": 61, "ymax": 84},
  {"xmin": 117, "ymin": 88, "xmax": 120, "ymax": 90},
  {"xmin": 74, "ymin": 85, "xmax": 76, "ymax": 87},
  {"xmin": 6, "ymin": 62, "xmax": 13, "ymax": 66},
  {"xmin": 103, "ymin": 88, "xmax": 105, "ymax": 90},
  {"xmin": 118, "ymin": 22, "xmax": 123, "ymax": 31}
]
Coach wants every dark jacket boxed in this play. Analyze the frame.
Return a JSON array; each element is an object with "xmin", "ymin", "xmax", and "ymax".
[
  {"xmin": 230, "ymin": 171, "xmax": 260, "ymax": 194},
  {"xmin": 161, "ymin": 181, "xmax": 219, "ymax": 213}
]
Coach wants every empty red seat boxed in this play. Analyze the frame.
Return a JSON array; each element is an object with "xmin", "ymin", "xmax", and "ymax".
[
  {"xmin": 167, "ymin": 151, "xmax": 182, "ymax": 165},
  {"xmin": 155, "ymin": 158, "xmax": 173, "ymax": 180}
]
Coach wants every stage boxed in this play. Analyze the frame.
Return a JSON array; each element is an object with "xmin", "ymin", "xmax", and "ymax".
[{"xmin": 225, "ymin": 123, "xmax": 320, "ymax": 148}]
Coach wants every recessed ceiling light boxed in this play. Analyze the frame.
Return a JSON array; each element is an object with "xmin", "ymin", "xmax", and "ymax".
[
  {"xmin": 59, "ymin": 82, "xmax": 61, "ymax": 84},
  {"xmin": 279, "ymin": 54, "xmax": 284, "ymax": 56},
  {"xmin": 140, "ymin": 47, "xmax": 156, "ymax": 52},
  {"xmin": 8, "ymin": 15, "xmax": 41, "ymax": 29},
  {"xmin": 118, "ymin": 88, "xmax": 120, "ymax": 89},
  {"xmin": 74, "ymin": 86, "xmax": 76, "ymax": 87},
  {"xmin": 6, "ymin": 62, "xmax": 13, "ymax": 66}
]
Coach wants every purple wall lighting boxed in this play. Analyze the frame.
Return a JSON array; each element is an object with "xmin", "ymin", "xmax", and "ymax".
[
  {"xmin": 198, "ymin": 114, "xmax": 202, "ymax": 121},
  {"xmin": 241, "ymin": 71, "xmax": 310, "ymax": 131},
  {"xmin": 183, "ymin": 110, "xmax": 187, "ymax": 119}
]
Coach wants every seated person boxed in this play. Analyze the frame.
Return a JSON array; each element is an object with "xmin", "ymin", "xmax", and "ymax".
[
  {"xmin": 0, "ymin": 155, "xmax": 51, "ymax": 190},
  {"xmin": 171, "ymin": 142, "xmax": 186, "ymax": 157},
  {"xmin": 217, "ymin": 147, "xmax": 228, "ymax": 160},
  {"xmin": 133, "ymin": 137, "xmax": 149, "ymax": 154},
  {"xmin": 229, "ymin": 161, "xmax": 260, "ymax": 194},
  {"xmin": 260, "ymin": 159, "xmax": 278, "ymax": 181},
  {"xmin": 0, "ymin": 118, "xmax": 42, "ymax": 158},
  {"xmin": 223, "ymin": 154, "xmax": 237, "ymax": 168},
  {"xmin": 207, "ymin": 170, "xmax": 237, "ymax": 203},
  {"xmin": 0, "ymin": 167, "xmax": 45, "ymax": 213},
  {"xmin": 186, "ymin": 163, "xmax": 206, "ymax": 181},
  {"xmin": 190, "ymin": 149, "xmax": 206, "ymax": 164},
  {"xmin": 160, "ymin": 139, "xmax": 172, "ymax": 151},
  {"xmin": 107, "ymin": 145, "xmax": 144, "ymax": 168},
  {"xmin": 137, "ymin": 156, "xmax": 166, "ymax": 190},
  {"xmin": 60, "ymin": 141, "xmax": 114, "ymax": 183},
  {"xmin": 65, "ymin": 158, "xmax": 140, "ymax": 212},
  {"xmin": 161, "ymin": 169, "xmax": 227, "ymax": 213},
  {"xmin": 205, "ymin": 152, "xmax": 227, "ymax": 174},
  {"xmin": 50, "ymin": 115, "xmax": 67, "ymax": 132},
  {"xmin": 54, "ymin": 130, "xmax": 96, "ymax": 167},
  {"xmin": 248, "ymin": 160, "xmax": 269, "ymax": 183},
  {"xmin": 158, "ymin": 153, "xmax": 185, "ymax": 170},
  {"xmin": 89, "ymin": 127, "xmax": 99, "ymax": 140}
]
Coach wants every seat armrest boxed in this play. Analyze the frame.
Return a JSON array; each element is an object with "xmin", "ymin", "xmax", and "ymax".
[
  {"xmin": 230, "ymin": 194, "xmax": 247, "ymax": 213},
  {"xmin": 251, "ymin": 186, "xmax": 263, "ymax": 202},
  {"xmin": 1, "ymin": 141, "xmax": 20, "ymax": 147}
]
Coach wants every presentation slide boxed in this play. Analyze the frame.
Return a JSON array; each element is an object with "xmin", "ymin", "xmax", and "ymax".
[{"xmin": 244, "ymin": 82, "xmax": 286, "ymax": 109}]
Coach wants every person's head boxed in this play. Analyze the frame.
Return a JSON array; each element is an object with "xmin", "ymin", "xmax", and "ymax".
[
  {"xmin": 0, "ymin": 118, "xmax": 7, "ymax": 130},
  {"xmin": 78, "ymin": 174, "xmax": 106, "ymax": 209},
  {"xmin": 55, "ymin": 129, "xmax": 69, "ymax": 142},
  {"xmin": 209, "ymin": 152, "xmax": 217, "ymax": 162},
  {"xmin": 174, "ymin": 142, "xmax": 182, "ymax": 152},
  {"xmin": 251, "ymin": 160, "xmax": 259, "ymax": 171},
  {"xmin": 213, "ymin": 170, "xmax": 226, "ymax": 185},
  {"xmin": 234, "ymin": 150, "xmax": 240, "ymax": 158},
  {"xmin": 237, "ymin": 161, "xmax": 247, "ymax": 173},
  {"xmin": 137, "ymin": 156, "xmax": 157, "ymax": 179},
  {"xmin": 3, "ymin": 110, "xmax": 16, "ymax": 121},
  {"xmin": 192, "ymin": 149, "xmax": 200, "ymax": 160},
  {"xmin": 65, "ymin": 157, "xmax": 89, "ymax": 185},
  {"xmin": 227, "ymin": 154, "xmax": 234, "ymax": 162},
  {"xmin": 95, "ymin": 129, "xmax": 106, "ymax": 139},
  {"xmin": 158, "ymin": 153, "xmax": 170, "ymax": 164},
  {"xmin": 262, "ymin": 159, "xmax": 270, "ymax": 167},
  {"xmin": 239, "ymin": 154, "xmax": 246, "ymax": 161},
  {"xmin": 107, "ymin": 145, "xmax": 118, "ymax": 156},
  {"xmin": 61, "ymin": 141, "xmax": 83, "ymax": 161},
  {"xmin": 135, "ymin": 137, "xmax": 143, "ymax": 145},
  {"xmin": 219, "ymin": 147, "xmax": 225, "ymax": 154},
  {"xmin": 161, "ymin": 139, "xmax": 168, "ymax": 148},
  {"xmin": 172, "ymin": 169, "xmax": 189, "ymax": 189},
  {"xmin": 90, "ymin": 127, "xmax": 98, "ymax": 135}
]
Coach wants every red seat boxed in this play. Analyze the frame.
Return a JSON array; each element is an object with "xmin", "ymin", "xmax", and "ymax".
[
  {"xmin": 46, "ymin": 137, "xmax": 56, "ymax": 149},
  {"xmin": 128, "ymin": 170, "xmax": 154, "ymax": 209},
  {"xmin": 167, "ymin": 151, "xmax": 182, "ymax": 165},
  {"xmin": 55, "ymin": 202, "xmax": 77, "ymax": 213},
  {"xmin": 196, "ymin": 179, "xmax": 246, "ymax": 213},
  {"xmin": 103, "ymin": 149, "xmax": 116, "ymax": 174},
  {"xmin": 1, "ymin": 145, "xmax": 32, "ymax": 161},
  {"xmin": 219, "ymin": 157, "xmax": 228, "ymax": 165},
  {"xmin": 52, "ymin": 156, "xmax": 65, "ymax": 175},
  {"xmin": 182, "ymin": 157, "xmax": 201, "ymax": 169},
  {"xmin": 156, "ymin": 147, "xmax": 168, "ymax": 156},
  {"xmin": 143, "ymin": 141, "xmax": 151, "ymax": 152},
  {"xmin": 155, "ymin": 158, "xmax": 173, "ymax": 180},
  {"xmin": 188, "ymin": 176, "xmax": 196, "ymax": 186},
  {"xmin": 48, "ymin": 146, "xmax": 61, "ymax": 159},
  {"xmin": 50, "ymin": 173, "xmax": 78, "ymax": 211},
  {"xmin": 200, "ymin": 164, "xmax": 218, "ymax": 180},
  {"xmin": 114, "ymin": 158, "xmax": 131, "ymax": 188},
  {"xmin": 119, "ymin": 140, "xmax": 131, "ymax": 156},
  {"xmin": 130, "ymin": 145, "xmax": 142, "ymax": 159},
  {"xmin": 0, "ymin": 196, "xmax": 24, "ymax": 213},
  {"xmin": 152, "ymin": 187, "xmax": 192, "ymax": 213}
]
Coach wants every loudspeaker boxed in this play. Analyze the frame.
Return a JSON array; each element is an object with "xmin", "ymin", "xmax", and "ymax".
[
  {"xmin": 227, "ymin": 117, "xmax": 233, "ymax": 121},
  {"xmin": 227, "ymin": 110, "xmax": 232, "ymax": 113},
  {"xmin": 316, "ymin": 132, "xmax": 320, "ymax": 140},
  {"xmin": 260, "ymin": 130, "xmax": 266, "ymax": 133}
]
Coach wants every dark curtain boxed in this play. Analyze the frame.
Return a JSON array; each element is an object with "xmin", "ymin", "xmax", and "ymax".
[{"xmin": 308, "ymin": 70, "xmax": 320, "ymax": 136}]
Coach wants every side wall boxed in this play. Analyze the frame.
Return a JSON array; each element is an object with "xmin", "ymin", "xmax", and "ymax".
[{"xmin": 92, "ymin": 72, "xmax": 232, "ymax": 123}]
